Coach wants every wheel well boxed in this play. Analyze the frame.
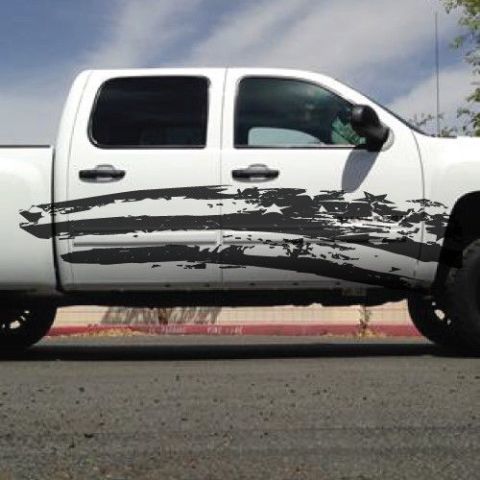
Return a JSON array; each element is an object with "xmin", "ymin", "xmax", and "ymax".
[{"xmin": 439, "ymin": 191, "xmax": 480, "ymax": 269}]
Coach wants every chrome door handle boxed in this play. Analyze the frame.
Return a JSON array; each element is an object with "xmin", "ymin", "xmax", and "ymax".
[
  {"xmin": 232, "ymin": 164, "xmax": 279, "ymax": 182},
  {"xmin": 79, "ymin": 164, "xmax": 126, "ymax": 182}
]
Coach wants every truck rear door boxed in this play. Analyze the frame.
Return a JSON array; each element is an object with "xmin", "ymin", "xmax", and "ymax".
[{"xmin": 57, "ymin": 69, "xmax": 225, "ymax": 291}]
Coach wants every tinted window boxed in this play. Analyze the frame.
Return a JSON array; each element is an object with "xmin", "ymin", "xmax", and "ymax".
[
  {"xmin": 235, "ymin": 77, "xmax": 365, "ymax": 148},
  {"xmin": 90, "ymin": 76, "xmax": 208, "ymax": 147}
]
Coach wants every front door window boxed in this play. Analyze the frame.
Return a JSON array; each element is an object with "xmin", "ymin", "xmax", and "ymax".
[{"xmin": 235, "ymin": 77, "xmax": 365, "ymax": 148}]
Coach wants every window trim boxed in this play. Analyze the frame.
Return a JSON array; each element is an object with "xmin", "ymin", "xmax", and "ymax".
[
  {"xmin": 233, "ymin": 75, "xmax": 369, "ymax": 150},
  {"xmin": 87, "ymin": 75, "xmax": 211, "ymax": 150}
]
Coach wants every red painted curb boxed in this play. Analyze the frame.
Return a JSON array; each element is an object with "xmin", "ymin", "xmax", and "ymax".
[{"xmin": 48, "ymin": 323, "xmax": 421, "ymax": 337}]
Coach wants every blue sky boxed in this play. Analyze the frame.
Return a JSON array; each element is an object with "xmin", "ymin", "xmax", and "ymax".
[{"xmin": 0, "ymin": 0, "xmax": 473, "ymax": 143}]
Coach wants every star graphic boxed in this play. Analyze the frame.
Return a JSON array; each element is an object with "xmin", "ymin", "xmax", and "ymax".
[
  {"xmin": 426, "ymin": 219, "xmax": 447, "ymax": 241},
  {"xmin": 301, "ymin": 191, "xmax": 318, "ymax": 201},
  {"xmin": 357, "ymin": 192, "xmax": 393, "ymax": 204},
  {"xmin": 261, "ymin": 203, "xmax": 285, "ymax": 215}
]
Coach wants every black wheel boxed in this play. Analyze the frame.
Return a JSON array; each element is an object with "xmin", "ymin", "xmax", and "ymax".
[
  {"xmin": 407, "ymin": 294, "xmax": 465, "ymax": 349},
  {"xmin": 442, "ymin": 238, "xmax": 480, "ymax": 352},
  {"xmin": 0, "ymin": 307, "xmax": 56, "ymax": 352}
]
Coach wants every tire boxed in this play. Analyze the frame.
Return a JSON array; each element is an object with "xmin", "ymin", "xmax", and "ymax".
[
  {"xmin": 441, "ymin": 238, "xmax": 480, "ymax": 352},
  {"xmin": 0, "ymin": 307, "xmax": 56, "ymax": 352},
  {"xmin": 407, "ymin": 294, "xmax": 465, "ymax": 350}
]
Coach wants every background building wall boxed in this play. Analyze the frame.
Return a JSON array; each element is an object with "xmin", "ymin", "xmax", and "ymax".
[{"xmin": 54, "ymin": 302, "xmax": 412, "ymax": 328}]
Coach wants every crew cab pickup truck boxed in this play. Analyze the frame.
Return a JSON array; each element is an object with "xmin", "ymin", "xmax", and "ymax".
[{"xmin": 1, "ymin": 68, "xmax": 479, "ymax": 351}]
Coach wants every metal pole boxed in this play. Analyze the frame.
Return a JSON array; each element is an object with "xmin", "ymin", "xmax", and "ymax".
[{"xmin": 435, "ymin": 12, "xmax": 441, "ymax": 135}]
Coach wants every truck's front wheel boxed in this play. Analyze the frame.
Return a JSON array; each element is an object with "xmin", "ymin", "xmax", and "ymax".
[
  {"xmin": 441, "ymin": 238, "xmax": 480, "ymax": 352},
  {"xmin": 407, "ymin": 295, "xmax": 465, "ymax": 350},
  {"xmin": 0, "ymin": 307, "xmax": 56, "ymax": 352}
]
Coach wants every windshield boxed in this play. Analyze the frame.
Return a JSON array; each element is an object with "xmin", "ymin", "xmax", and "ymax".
[{"xmin": 374, "ymin": 101, "xmax": 432, "ymax": 136}]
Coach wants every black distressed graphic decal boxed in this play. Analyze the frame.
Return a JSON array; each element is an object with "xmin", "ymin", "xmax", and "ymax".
[
  {"xmin": 19, "ymin": 185, "xmax": 450, "ymax": 288},
  {"xmin": 19, "ymin": 186, "xmax": 234, "ymax": 219},
  {"xmin": 60, "ymin": 244, "xmax": 410, "ymax": 289}
]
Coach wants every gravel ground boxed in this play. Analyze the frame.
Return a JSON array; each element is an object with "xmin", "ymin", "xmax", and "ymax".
[{"xmin": 0, "ymin": 336, "xmax": 478, "ymax": 480}]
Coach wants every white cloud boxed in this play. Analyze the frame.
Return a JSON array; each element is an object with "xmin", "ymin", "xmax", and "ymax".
[
  {"xmin": 186, "ymin": 0, "xmax": 469, "ymax": 126},
  {"xmin": 389, "ymin": 62, "xmax": 474, "ymax": 132},
  {"xmin": 189, "ymin": 0, "xmax": 459, "ymax": 77},
  {"xmin": 0, "ymin": 0, "xmax": 470, "ymax": 143},
  {"xmin": 81, "ymin": 0, "xmax": 202, "ymax": 69},
  {"xmin": 0, "ymin": 0, "xmax": 201, "ymax": 143},
  {"xmin": 186, "ymin": 0, "xmax": 312, "ymax": 66}
]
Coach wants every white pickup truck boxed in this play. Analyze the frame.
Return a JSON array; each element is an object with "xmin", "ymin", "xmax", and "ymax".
[{"xmin": 1, "ymin": 67, "xmax": 479, "ymax": 351}]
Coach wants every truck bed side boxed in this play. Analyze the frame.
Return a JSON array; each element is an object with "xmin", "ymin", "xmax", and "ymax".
[{"xmin": 0, "ymin": 147, "xmax": 56, "ymax": 292}]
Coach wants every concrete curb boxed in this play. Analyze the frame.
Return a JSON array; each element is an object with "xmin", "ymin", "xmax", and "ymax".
[{"xmin": 48, "ymin": 324, "xmax": 421, "ymax": 337}]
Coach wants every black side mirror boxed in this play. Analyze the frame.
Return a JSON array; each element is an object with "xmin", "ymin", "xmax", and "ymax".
[{"xmin": 351, "ymin": 105, "xmax": 390, "ymax": 151}]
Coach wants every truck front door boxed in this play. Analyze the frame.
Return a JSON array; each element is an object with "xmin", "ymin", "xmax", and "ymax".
[
  {"xmin": 58, "ymin": 70, "xmax": 224, "ymax": 291},
  {"xmin": 219, "ymin": 70, "xmax": 424, "ymax": 290}
]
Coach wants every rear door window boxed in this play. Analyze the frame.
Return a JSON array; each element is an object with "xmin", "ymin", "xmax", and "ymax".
[{"xmin": 90, "ymin": 76, "xmax": 209, "ymax": 148}]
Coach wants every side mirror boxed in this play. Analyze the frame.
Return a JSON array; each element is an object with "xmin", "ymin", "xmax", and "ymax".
[{"xmin": 351, "ymin": 105, "xmax": 390, "ymax": 151}]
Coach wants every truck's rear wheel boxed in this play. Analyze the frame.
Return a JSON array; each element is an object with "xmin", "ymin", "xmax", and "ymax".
[
  {"xmin": 407, "ymin": 295, "xmax": 465, "ymax": 350},
  {"xmin": 0, "ymin": 307, "xmax": 56, "ymax": 352}
]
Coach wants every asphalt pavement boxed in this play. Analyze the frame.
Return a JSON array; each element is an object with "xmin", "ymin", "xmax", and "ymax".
[{"xmin": 0, "ymin": 335, "xmax": 478, "ymax": 480}]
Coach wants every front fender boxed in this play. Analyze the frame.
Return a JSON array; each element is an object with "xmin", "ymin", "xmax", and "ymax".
[{"xmin": 415, "ymin": 134, "xmax": 480, "ymax": 285}]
